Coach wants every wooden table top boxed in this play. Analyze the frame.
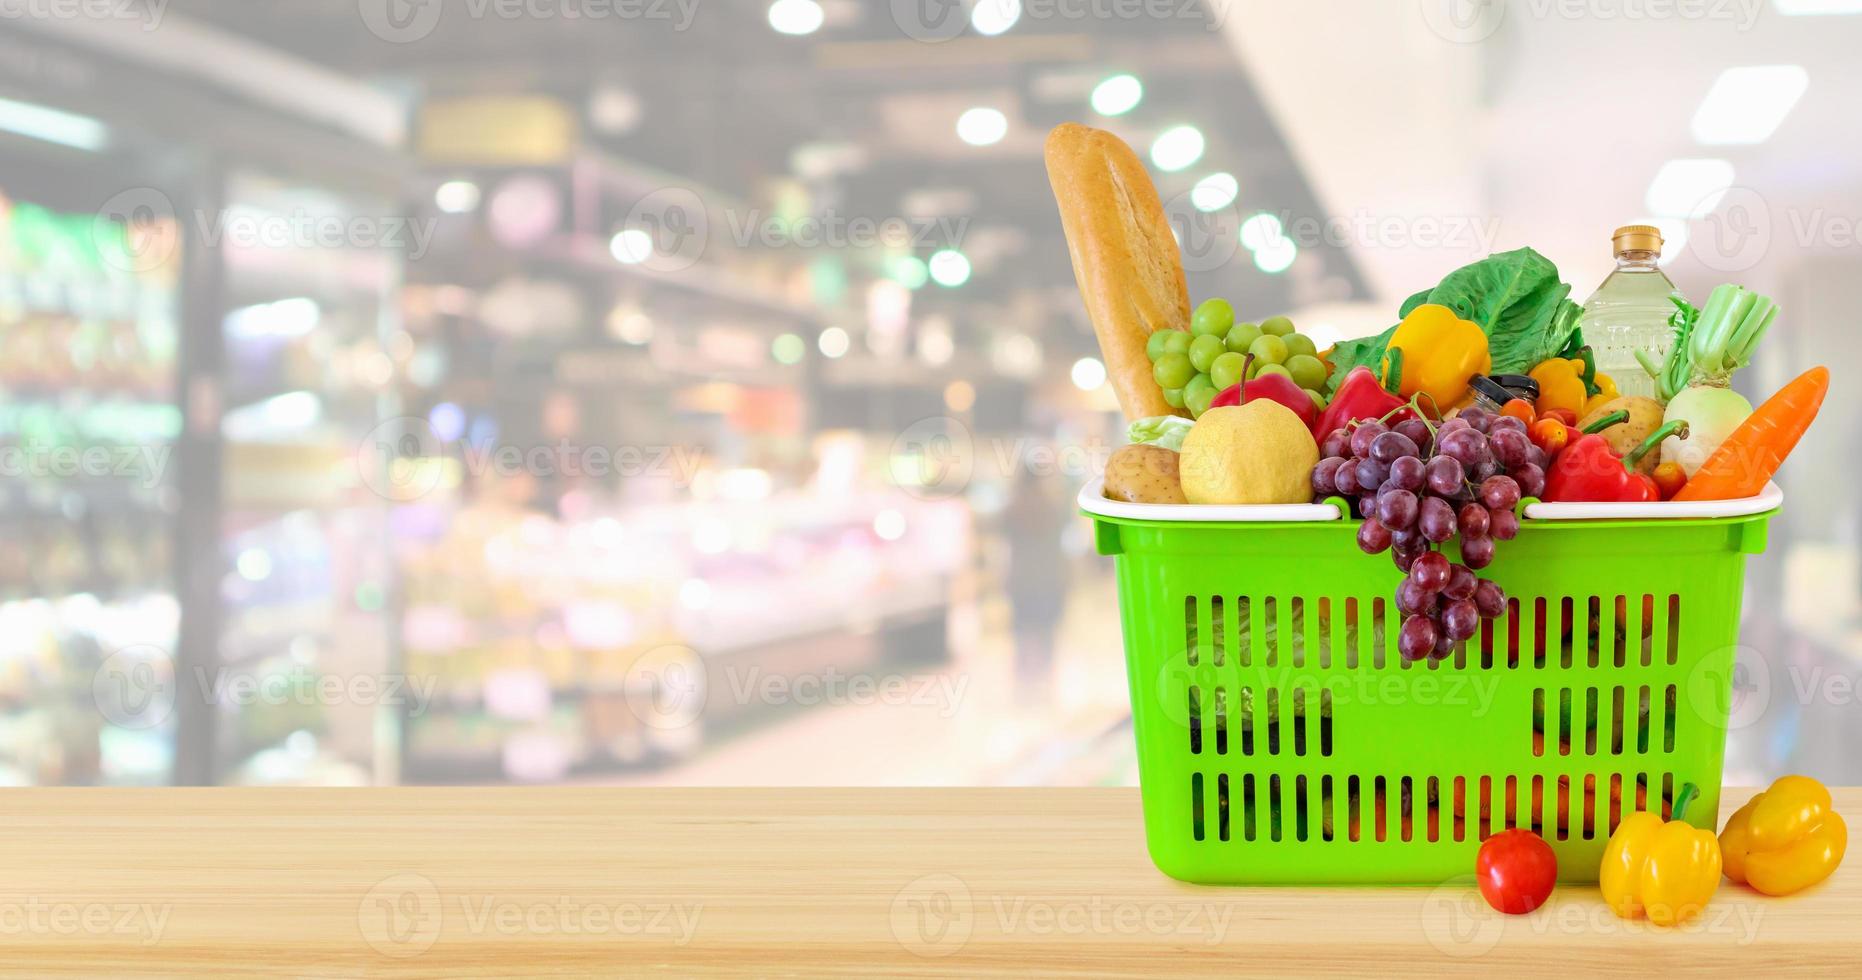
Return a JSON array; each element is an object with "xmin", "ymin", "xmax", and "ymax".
[{"xmin": 0, "ymin": 787, "xmax": 1854, "ymax": 976}]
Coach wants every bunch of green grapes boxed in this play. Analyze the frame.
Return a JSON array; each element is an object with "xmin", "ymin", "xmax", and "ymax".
[{"xmin": 1145, "ymin": 299, "xmax": 1330, "ymax": 418}]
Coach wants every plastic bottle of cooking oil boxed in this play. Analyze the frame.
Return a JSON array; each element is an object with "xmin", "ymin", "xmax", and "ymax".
[{"xmin": 1577, "ymin": 225, "xmax": 1682, "ymax": 400}]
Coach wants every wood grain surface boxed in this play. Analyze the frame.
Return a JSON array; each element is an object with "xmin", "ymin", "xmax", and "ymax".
[{"xmin": 0, "ymin": 787, "xmax": 1854, "ymax": 977}]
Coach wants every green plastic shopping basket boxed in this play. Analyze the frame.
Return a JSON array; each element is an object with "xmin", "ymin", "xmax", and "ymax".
[{"xmin": 1082, "ymin": 482, "xmax": 1779, "ymax": 884}]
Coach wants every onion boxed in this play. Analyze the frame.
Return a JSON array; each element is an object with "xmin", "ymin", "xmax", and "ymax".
[
  {"xmin": 1661, "ymin": 383, "xmax": 1752, "ymax": 477},
  {"xmin": 1642, "ymin": 284, "xmax": 1773, "ymax": 477}
]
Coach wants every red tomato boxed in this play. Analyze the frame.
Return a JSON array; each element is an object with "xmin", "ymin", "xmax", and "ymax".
[{"xmin": 1476, "ymin": 828, "xmax": 1557, "ymax": 914}]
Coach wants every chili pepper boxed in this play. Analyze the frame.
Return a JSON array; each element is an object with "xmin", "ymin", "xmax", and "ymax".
[
  {"xmin": 1651, "ymin": 461, "xmax": 1687, "ymax": 500},
  {"xmin": 1312, "ymin": 362, "xmax": 1415, "ymax": 439},
  {"xmin": 1529, "ymin": 348, "xmax": 1598, "ymax": 418},
  {"xmin": 1720, "ymin": 775, "xmax": 1848, "ymax": 897},
  {"xmin": 1601, "ymin": 783, "xmax": 1722, "ymax": 926},
  {"xmin": 1378, "ymin": 304, "xmax": 1492, "ymax": 410},
  {"xmin": 1528, "ymin": 417, "xmax": 1570, "ymax": 457},
  {"xmin": 1542, "ymin": 412, "xmax": 1687, "ymax": 503},
  {"xmin": 1582, "ymin": 371, "xmax": 1620, "ymax": 417}
]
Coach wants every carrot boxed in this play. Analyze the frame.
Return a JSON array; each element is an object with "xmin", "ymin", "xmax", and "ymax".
[{"xmin": 1673, "ymin": 365, "xmax": 1828, "ymax": 501}]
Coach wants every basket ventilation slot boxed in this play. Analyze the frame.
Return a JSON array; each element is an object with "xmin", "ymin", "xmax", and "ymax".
[
  {"xmin": 1186, "ymin": 683, "xmax": 1329, "ymax": 758},
  {"xmin": 1180, "ymin": 592, "xmax": 1682, "ymax": 672},
  {"xmin": 1191, "ymin": 769, "xmax": 1680, "ymax": 845},
  {"xmin": 1531, "ymin": 684, "xmax": 1679, "ymax": 758}
]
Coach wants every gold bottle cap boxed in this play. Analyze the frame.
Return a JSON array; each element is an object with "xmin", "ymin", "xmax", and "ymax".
[{"xmin": 1612, "ymin": 224, "xmax": 1664, "ymax": 256}]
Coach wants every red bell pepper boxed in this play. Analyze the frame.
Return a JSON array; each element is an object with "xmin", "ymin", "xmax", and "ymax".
[
  {"xmin": 1211, "ymin": 355, "xmax": 1318, "ymax": 428},
  {"xmin": 1311, "ymin": 354, "xmax": 1415, "ymax": 440},
  {"xmin": 1543, "ymin": 412, "xmax": 1688, "ymax": 503}
]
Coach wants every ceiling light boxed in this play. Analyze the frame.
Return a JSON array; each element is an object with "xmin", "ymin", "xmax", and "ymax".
[
  {"xmin": 892, "ymin": 255, "xmax": 930, "ymax": 289},
  {"xmin": 1090, "ymin": 74, "xmax": 1143, "ymax": 116},
  {"xmin": 818, "ymin": 326, "xmax": 850, "ymax": 358},
  {"xmin": 928, "ymin": 249, "xmax": 971, "ymax": 287},
  {"xmin": 1645, "ymin": 159, "xmax": 1736, "ymax": 218},
  {"xmin": 1070, "ymin": 357, "xmax": 1107, "ymax": 391},
  {"xmin": 1191, "ymin": 172, "xmax": 1239, "ymax": 212},
  {"xmin": 918, "ymin": 321, "xmax": 955, "ymax": 366},
  {"xmin": 608, "ymin": 307, "xmax": 653, "ymax": 344},
  {"xmin": 1691, "ymin": 65, "xmax": 1808, "ymax": 145},
  {"xmin": 1150, "ymin": 125, "xmax": 1204, "ymax": 173},
  {"xmin": 943, "ymin": 380, "xmax": 975, "ymax": 412},
  {"xmin": 587, "ymin": 86, "xmax": 643, "ymax": 135},
  {"xmin": 772, "ymin": 332, "xmax": 806, "ymax": 365},
  {"xmin": 225, "ymin": 298, "xmax": 321, "ymax": 339},
  {"xmin": 428, "ymin": 402, "xmax": 467, "ymax": 443},
  {"xmin": 956, "ymin": 107, "xmax": 1008, "ymax": 147},
  {"xmin": 434, "ymin": 180, "xmax": 481, "ymax": 214},
  {"xmin": 487, "ymin": 174, "xmax": 561, "ymax": 249},
  {"xmin": 767, "ymin": 0, "xmax": 823, "ymax": 35},
  {"xmin": 1637, "ymin": 217, "xmax": 1689, "ymax": 266},
  {"xmin": 0, "ymin": 97, "xmax": 108, "ymax": 151},
  {"xmin": 1239, "ymin": 211, "xmax": 1285, "ymax": 251},
  {"xmin": 873, "ymin": 509, "xmax": 907, "ymax": 541},
  {"xmin": 610, "ymin": 228, "xmax": 653, "ymax": 264},
  {"xmin": 237, "ymin": 548, "xmax": 273, "ymax": 583},
  {"xmin": 1772, "ymin": 0, "xmax": 1862, "ymax": 13},
  {"xmin": 1253, "ymin": 238, "xmax": 1298, "ymax": 274},
  {"xmin": 971, "ymin": 0, "xmax": 1021, "ymax": 35}
]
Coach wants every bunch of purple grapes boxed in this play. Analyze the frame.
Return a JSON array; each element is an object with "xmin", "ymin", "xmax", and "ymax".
[{"xmin": 1309, "ymin": 407, "xmax": 1548, "ymax": 661}]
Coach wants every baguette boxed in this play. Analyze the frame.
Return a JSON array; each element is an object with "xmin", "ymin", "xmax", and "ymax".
[{"xmin": 1044, "ymin": 122, "xmax": 1190, "ymax": 420}]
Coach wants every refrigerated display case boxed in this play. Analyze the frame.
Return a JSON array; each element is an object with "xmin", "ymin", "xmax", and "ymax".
[
  {"xmin": 394, "ymin": 480, "xmax": 967, "ymax": 782},
  {"xmin": 209, "ymin": 171, "xmax": 404, "ymax": 786},
  {"xmin": 0, "ymin": 188, "xmax": 184, "ymax": 785}
]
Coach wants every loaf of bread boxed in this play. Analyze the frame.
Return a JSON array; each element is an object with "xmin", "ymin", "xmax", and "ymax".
[{"xmin": 1044, "ymin": 122, "xmax": 1190, "ymax": 420}]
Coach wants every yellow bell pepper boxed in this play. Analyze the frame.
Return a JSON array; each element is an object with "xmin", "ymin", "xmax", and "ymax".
[
  {"xmin": 1721, "ymin": 775, "xmax": 1848, "ymax": 896},
  {"xmin": 1530, "ymin": 356, "xmax": 1591, "ymax": 418},
  {"xmin": 1582, "ymin": 372, "xmax": 1619, "ymax": 417},
  {"xmin": 1600, "ymin": 784, "xmax": 1721, "ymax": 926},
  {"xmin": 1380, "ymin": 304, "xmax": 1490, "ymax": 412}
]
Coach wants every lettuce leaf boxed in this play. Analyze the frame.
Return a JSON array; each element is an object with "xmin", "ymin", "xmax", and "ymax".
[
  {"xmin": 1128, "ymin": 415, "xmax": 1193, "ymax": 451},
  {"xmin": 1327, "ymin": 247, "xmax": 1585, "ymax": 389}
]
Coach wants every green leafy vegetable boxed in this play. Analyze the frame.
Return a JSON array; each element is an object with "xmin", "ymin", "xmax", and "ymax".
[
  {"xmin": 1637, "ymin": 284, "xmax": 1773, "ymax": 399},
  {"xmin": 1128, "ymin": 415, "xmax": 1193, "ymax": 451},
  {"xmin": 1328, "ymin": 247, "xmax": 1585, "ymax": 389}
]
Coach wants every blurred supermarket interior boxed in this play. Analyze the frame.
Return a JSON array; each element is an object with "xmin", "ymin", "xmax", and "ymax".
[{"xmin": 2, "ymin": 1, "xmax": 1860, "ymax": 786}]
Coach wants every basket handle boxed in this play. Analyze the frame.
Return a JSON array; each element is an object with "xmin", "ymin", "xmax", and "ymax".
[
  {"xmin": 1737, "ymin": 515, "xmax": 1769, "ymax": 555},
  {"xmin": 1093, "ymin": 519, "xmax": 1123, "ymax": 556}
]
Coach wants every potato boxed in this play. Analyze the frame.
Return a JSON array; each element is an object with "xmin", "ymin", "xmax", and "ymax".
[
  {"xmin": 1102, "ymin": 444, "xmax": 1187, "ymax": 504},
  {"xmin": 1577, "ymin": 396, "xmax": 1665, "ymax": 475}
]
